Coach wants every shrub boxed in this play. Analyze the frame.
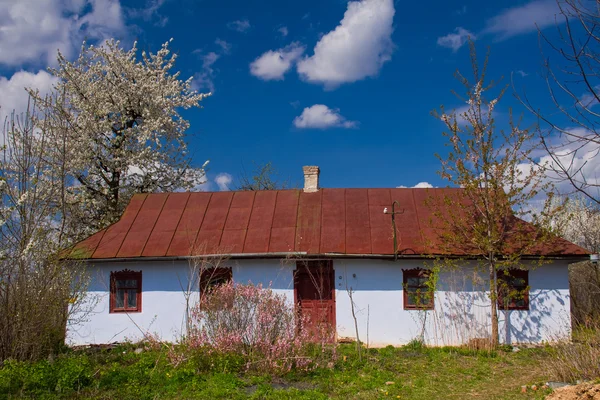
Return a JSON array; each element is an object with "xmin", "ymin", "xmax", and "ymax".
[
  {"xmin": 184, "ymin": 282, "xmax": 330, "ymax": 374},
  {"xmin": 404, "ymin": 338, "xmax": 426, "ymax": 352}
]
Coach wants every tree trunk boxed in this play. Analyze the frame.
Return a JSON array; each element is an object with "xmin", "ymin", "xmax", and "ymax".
[{"xmin": 489, "ymin": 261, "xmax": 499, "ymax": 347}]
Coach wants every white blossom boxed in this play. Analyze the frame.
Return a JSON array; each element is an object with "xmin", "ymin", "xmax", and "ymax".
[
  {"xmin": 32, "ymin": 39, "xmax": 210, "ymax": 235},
  {"xmin": 553, "ymin": 196, "xmax": 600, "ymax": 252}
]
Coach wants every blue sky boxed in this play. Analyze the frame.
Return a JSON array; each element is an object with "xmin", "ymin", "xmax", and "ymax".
[{"xmin": 0, "ymin": 0, "xmax": 574, "ymax": 191}]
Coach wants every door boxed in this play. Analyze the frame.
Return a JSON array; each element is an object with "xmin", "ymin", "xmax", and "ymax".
[{"xmin": 294, "ymin": 260, "xmax": 335, "ymax": 341}]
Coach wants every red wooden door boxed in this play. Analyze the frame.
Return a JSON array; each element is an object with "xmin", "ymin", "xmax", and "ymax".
[{"xmin": 294, "ymin": 260, "xmax": 335, "ymax": 341}]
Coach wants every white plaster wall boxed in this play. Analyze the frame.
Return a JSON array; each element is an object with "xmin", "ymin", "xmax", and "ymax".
[
  {"xmin": 68, "ymin": 257, "xmax": 571, "ymax": 347},
  {"xmin": 67, "ymin": 259, "xmax": 295, "ymax": 346},
  {"xmin": 334, "ymin": 259, "xmax": 572, "ymax": 346}
]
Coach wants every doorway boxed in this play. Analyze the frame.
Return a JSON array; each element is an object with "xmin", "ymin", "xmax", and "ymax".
[{"xmin": 294, "ymin": 260, "xmax": 336, "ymax": 341}]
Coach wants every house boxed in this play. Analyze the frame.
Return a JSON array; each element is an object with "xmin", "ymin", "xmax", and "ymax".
[{"xmin": 66, "ymin": 166, "xmax": 589, "ymax": 347}]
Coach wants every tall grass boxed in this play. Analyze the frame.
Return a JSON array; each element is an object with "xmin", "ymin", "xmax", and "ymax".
[{"xmin": 546, "ymin": 324, "xmax": 600, "ymax": 382}]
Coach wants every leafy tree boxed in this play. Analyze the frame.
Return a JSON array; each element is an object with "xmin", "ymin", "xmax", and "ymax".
[
  {"xmin": 432, "ymin": 45, "xmax": 557, "ymax": 346},
  {"xmin": 32, "ymin": 39, "xmax": 210, "ymax": 238}
]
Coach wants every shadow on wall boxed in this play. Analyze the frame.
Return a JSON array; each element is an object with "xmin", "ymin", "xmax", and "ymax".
[
  {"xmin": 501, "ymin": 289, "xmax": 566, "ymax": 344},
  {"xmin": 431, "ymin": 268, "xmax": 567, "ymax": 345},
  {"xmin": 432, "ymin": 269, "xmax": 491, "ymax": 345}
]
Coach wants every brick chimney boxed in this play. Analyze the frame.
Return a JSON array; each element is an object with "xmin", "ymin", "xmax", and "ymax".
[{"xmin": 302, "ymin": 166, "xmax": 320, "ymax": 192}]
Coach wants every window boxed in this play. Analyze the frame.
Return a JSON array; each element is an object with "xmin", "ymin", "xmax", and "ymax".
[
  {"xmin": 199, "ymin": 268, "xmax": 232, "ymax": 298},
  {"xmin": 110, "ymin": 270, "xmax": 142, "ymax": 313},
  {"xmin": 497, "ymin": 269, "xmax": 529, "ymax": 310},
  {"xmin": 403, "ymin": 269, "xmax": 434, "ymax": 310}
]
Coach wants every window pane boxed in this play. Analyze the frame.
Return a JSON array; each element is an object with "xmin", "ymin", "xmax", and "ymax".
[
  {"xmin": 116, "ymin": 279, "xmax": 138, "ymax": 288},
  {"xmin": 514, "ymin": 298, "xmax": 525, "ymax": 308},
  {"xmin": 115, "ymin": 289, "xmax": 125, "ymax": 308},
  {"xmin": 127, "ymin": 289, "xmax": 137, "ymax": 308},
  {"xmin": 407, "ymin": 277, "xmax": 424, "ymax": 287},
  {"xmin": 406, "ymin": 288, "xmax": 427, "ymax": 306}
]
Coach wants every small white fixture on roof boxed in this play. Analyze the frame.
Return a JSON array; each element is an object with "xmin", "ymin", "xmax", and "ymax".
[{"xmin": 303, "ymin": 166, "xmax": 320, "ymax": 192}]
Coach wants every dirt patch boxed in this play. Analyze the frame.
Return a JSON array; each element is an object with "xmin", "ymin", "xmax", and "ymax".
[{"xmin": 546, "ymin": 383, "xmax": 600, "ymax": 400}]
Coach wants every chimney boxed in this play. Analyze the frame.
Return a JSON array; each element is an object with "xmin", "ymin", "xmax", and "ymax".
[{"xmin": 303, "ymin": 166, "xmax": 320, "ymax": 192}]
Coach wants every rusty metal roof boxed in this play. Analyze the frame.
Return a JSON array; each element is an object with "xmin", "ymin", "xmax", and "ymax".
[{"xmin": 67, "ymin": 188, "xmax": 589, "ymax": 260}]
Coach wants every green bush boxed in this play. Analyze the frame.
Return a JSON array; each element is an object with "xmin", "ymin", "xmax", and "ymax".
[{"xmin": 404, "ymin": 339, "xmax": 426, "ymax": 352}]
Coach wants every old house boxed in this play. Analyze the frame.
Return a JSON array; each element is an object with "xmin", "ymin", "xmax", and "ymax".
[{"xmin": 66, "ymin": 166, "xmax": 588, "ymax": 346}]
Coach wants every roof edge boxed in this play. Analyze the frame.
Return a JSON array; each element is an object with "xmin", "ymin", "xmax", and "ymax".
[{"xmin": 73, "ymin": 252, "xmax": 590, "ymax": 263}]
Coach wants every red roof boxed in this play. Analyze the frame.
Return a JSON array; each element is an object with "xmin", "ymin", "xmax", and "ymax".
[{"xmin": 67, "ymin": 188, "xmax": 589, "ymax": 259}]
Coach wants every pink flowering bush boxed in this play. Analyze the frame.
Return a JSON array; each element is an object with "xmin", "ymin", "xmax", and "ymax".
[{"xmin": 185, "ymin": 282, "xmax": 331, "ymax": 374}]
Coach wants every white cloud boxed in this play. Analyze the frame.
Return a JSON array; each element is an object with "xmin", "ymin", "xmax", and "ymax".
[
  {"xmin": 533, "ymin": 128, "xmax": 600, "ymax": 195},
  {"xmin": 0, "ymin": 0, "xmax": 126, "ymax": 67},
  {"xmin": 215, "ymin": 38, "xmax": 232, "ymax": 54},
  {"xmin": 397, "ymin": 182, "xmax": 434, "ymax": 188},
  {"xmin": 483, "ymin": 0, "xmax": 560, "ymax": 40},
  {"xmin": 293, "ymin": 104, "xmax": 357, "ymax": 129},
  {"xmin": 0, "ymin": 0, "xmax": 125, "ymax": 66},
  {"xmin": 516, "ymin": 70, "xmax": 529, "ymax": 77},
  {"xmin": 436, "ymin": 27, "xmax": 475, "ymax": 52},
  {"xmin": 192, "ymin": 39, "xmax": 232, "ymax": 93},
  {"xmin": 296, "ymin": 0, "xmax": 395, "ymax": 89},
  {"xmin": 438, "ymin": 0, "xmax": 562, "ymax": 52},
  {"xmin": 192, "ymin": 52, "xmax": 219, "ymax": 93},
  {"xmin": 227, "ymin": 19, "xmax": 251, "ymax": 33},
  {"xmin": 0, "ymin": 71, "xmax": 58, "ymax": 119},
  {"xmin": 413, "ymin": 182, "xmax": 434, "ymax": 188},
  {"xmin": 578, "ymin": 86, "xmax": 600, "ymax": 109},
  {"xmin": 126, "ymin": 0, "xmax": 168, "ymax": 27},
  {"xmin": 250, "ymin": 43, "xmax": 305, "ymax": 81},
  {"xmin": 80, "ymin": 0, "xmax": 126, "ymax": 38},
  {"xmin": 278, "ymin": 26, "xmax": 289, "ymax": 37},
  {"xmin": 455, "ymin": 5, "xmax": 467, "ymax": 15},
  {"xmin": 215, "ymin": 173, "xmax": 233, "ymax": 191}
]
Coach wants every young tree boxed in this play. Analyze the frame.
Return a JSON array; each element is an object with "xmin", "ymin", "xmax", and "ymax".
[
  {"xmin": 432, "ymin": 44, "xmax": 557, "ymax": 346},
  {"xmin": 0, "ymin": 97, "xmax": 89, "ymax": 361},
  {"xmin": 518, "ymin": 0, "xmax": 600, "ymax": 204},
  {"xmin": 32, "ymin": 39, "xmax": 210, "ymax": 238}
]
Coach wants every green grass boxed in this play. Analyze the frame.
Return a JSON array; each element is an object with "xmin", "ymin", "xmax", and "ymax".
[{"xmin": 0, "ymin": 343, "xmax": 554, "ymax": 399}]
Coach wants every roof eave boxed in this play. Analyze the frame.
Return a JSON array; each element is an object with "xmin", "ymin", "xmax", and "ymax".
[{"xmin": 73, "ymin": 252, "xmax": 591, "ymax": 263}]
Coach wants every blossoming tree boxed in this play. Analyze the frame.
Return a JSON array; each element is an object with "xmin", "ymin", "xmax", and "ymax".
[
  {"xmin": 431, "ymin": 44, "xmax": 557, "ymax": 346},
  {"xmin": 0, "ymin": 98, "xmax": 88, "ymax": 360},
  {"xmin": 32, "ymin": 39, "xmax": 210, "ymax": 237}
]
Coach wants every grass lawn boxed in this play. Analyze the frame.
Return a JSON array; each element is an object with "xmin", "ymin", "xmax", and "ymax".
[{"xmin": 0, "ymin": 343, "xmax": 555, "ymax": 399}]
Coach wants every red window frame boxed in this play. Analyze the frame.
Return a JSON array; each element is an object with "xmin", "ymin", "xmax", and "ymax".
[
  {"xmin": 199, "ymin": 268, "xmax": 232, "ymax": 299},
  {"xmin": 497, "ymin": 269, "xmax": 529, "ymax": 310},
  {"xmin": 403, "ymin": 269, "xmax": 434, "ymax": 310},
  {"xmin": 110, "ymin": 270, "xmax": 142, "ymax": 313}
]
